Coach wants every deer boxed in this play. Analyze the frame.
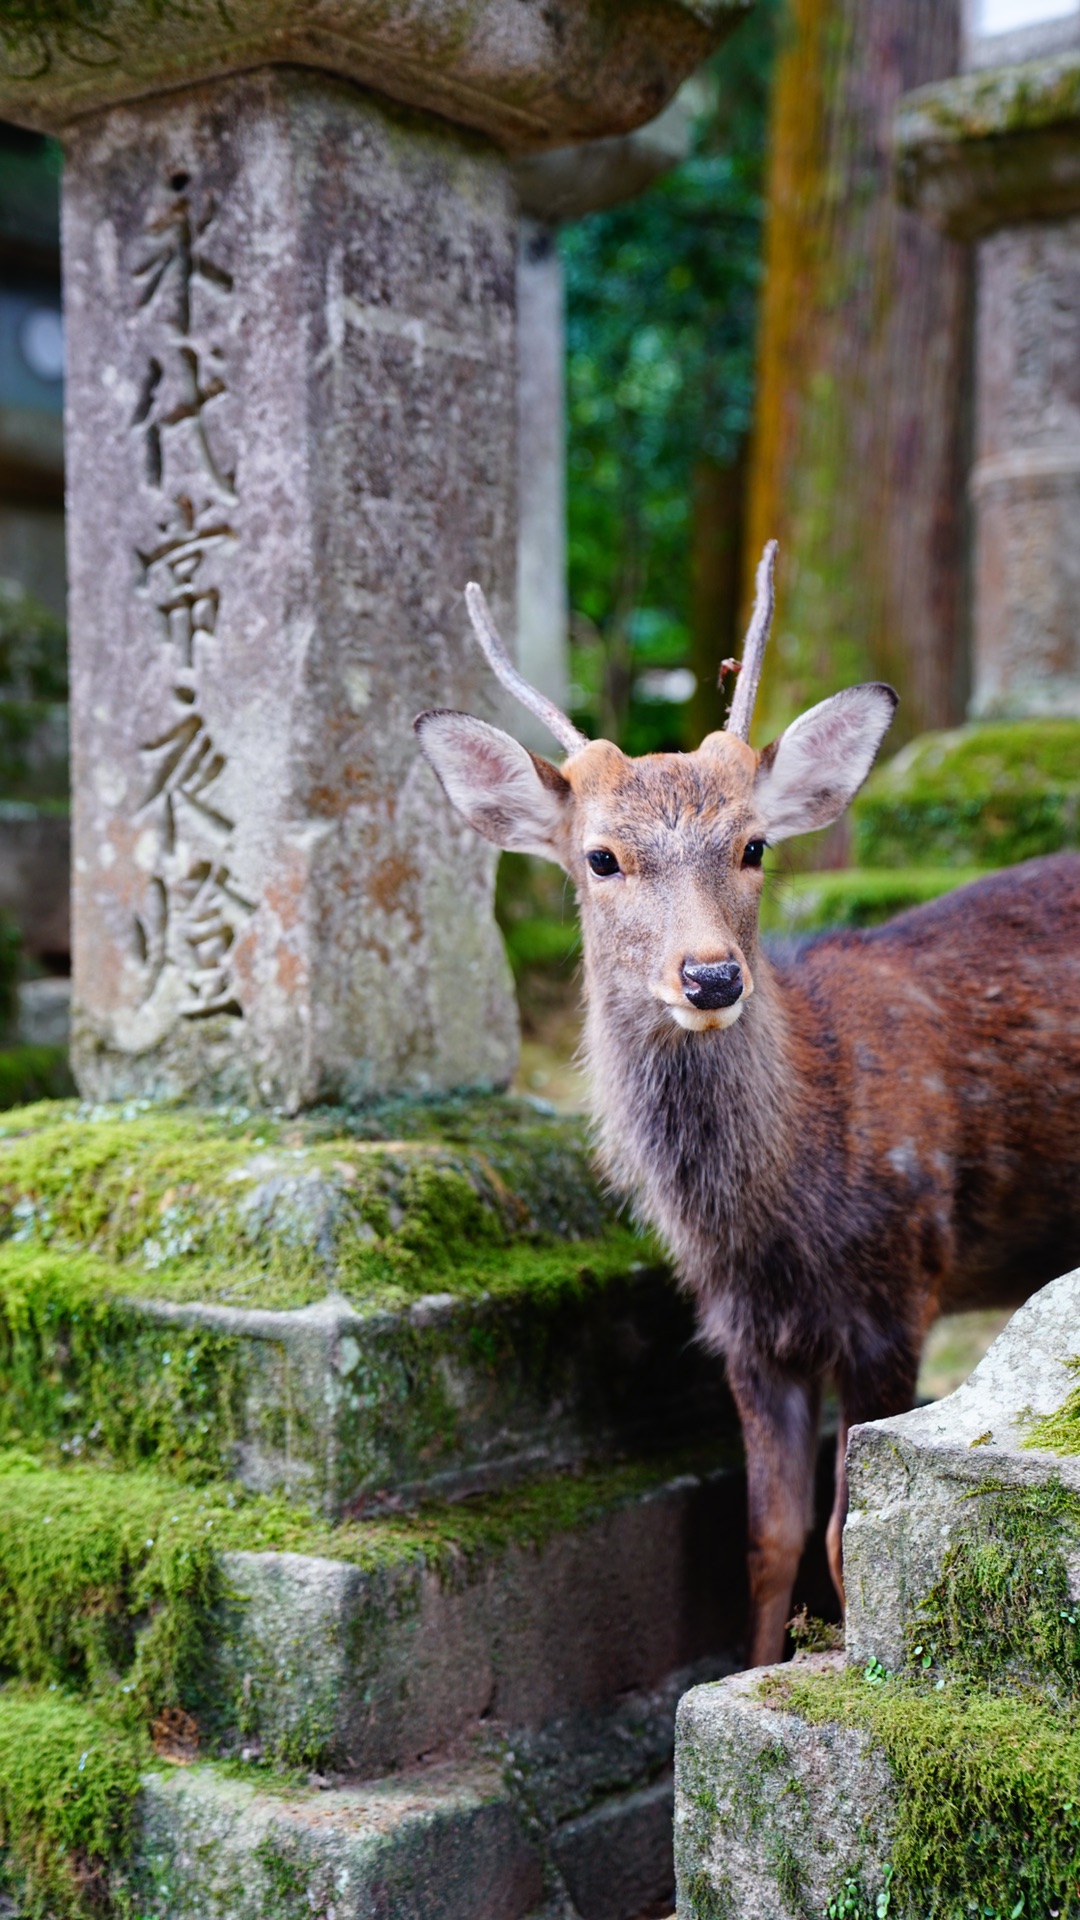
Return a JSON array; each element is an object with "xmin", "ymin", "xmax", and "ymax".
[{"xmin": 413, "ymin": 543, "xmax": 1080, "ymax": 1668}]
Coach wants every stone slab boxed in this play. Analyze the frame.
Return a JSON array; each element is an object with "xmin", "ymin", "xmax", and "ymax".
[
  {"xmin": 845, "ymin": 1266, "xmax": 1080, "ymax": 1673},
  {"xmin": 673, "ymin": 1660, "xmax": 895, "ymax": 1920},
  {"xmin": 0, "ymin": 1, "xmax": 748, "ymax": 152},
  {"xmin": 215, "ymin": 1464, "xmax": 745, "ymax": 1774},
  {"xmin": 132, "ymin": 1752, "xmax": 546, "ymax": 1920},
  {"xmin": 895, "ymin": 54, "xmax": 1080, "ymax": 237}
]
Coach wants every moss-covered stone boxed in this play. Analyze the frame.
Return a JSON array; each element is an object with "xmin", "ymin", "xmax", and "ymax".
[
  {"xmin": 759, "ymin": 864, "xmax": 983, "ymax": 936},
  {"xmin": 851, "ymin": 719, "xmax": 1080, "ymax": 870},
  {"xmin": 0, "ymin": 1096, "xmax": 738, "ymax": 1509},
  {"xmin": 0, "ymin": 1443, "xmax": 741, "ymax": 1778},
  {"xmin": 0, "ymin": 1095, "xmax": 620, "ymax": 1309}
]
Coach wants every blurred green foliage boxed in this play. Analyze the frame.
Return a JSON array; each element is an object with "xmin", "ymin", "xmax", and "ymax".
[{"xmin": 563, "ymin": 0, "xmax": 781, "ymax": 753}]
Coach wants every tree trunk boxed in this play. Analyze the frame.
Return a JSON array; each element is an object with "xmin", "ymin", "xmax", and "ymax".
[
  {"xmin": 746, "ymin": 0, "xmax": 972, "ymax": 757},
  {"xmin": 687, "ymin": 444, "xmax": 748, "ymax": 746}
]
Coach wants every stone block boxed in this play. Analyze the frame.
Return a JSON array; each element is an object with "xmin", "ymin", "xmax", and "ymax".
[
  {"xmin": 132, "ymin": 1752, "xmax": 546, "ymax": 1920},
  {"xmin": 0, "ymin": 1098, "xmax": 737, "ymax": 1507},
  {"xmin": 64, "ymin": 69, "xmax": 521, "ymax": 1107},
  {"xmin": 215, "ymin": 1462, "xmax": 745, "ymax": 1774},
  {"xmin": 673, "ymin": 1661, "xmax": 895, "ymax": 1920},
  {"xmin": 0, "ymin": 0, "xmax": 748, "ymax": 151},
  {"xmin": 845, "ymin": 1266, "xmax": 1080, "ymax": 1674}
]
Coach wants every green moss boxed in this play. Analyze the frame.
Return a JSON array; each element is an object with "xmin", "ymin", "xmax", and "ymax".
[
  {"xmin": 0, "ymin": 1684, "xmax": 145, "ymax": 1919},
  {"xmin": 769, "ymin": 1666, "xmax": 1080, "ymax": 1920},
  {"xmin": 852, "ymin": 720, "xmax": 1080, "ymax": 871},
  {"xmin": 910, "ymin": 1479, "xmax": 1080, "ymax": 1695},
  {"xmin": 0, "ymin": 1044, "xmax": 76, "ymax": 1109},
  {"xmin": 0, "ymin": 1245, "xmax": 245, "ymax": 1479},
  {"xmin": 0, "ymin": 1095, "xmax": 632, "ymax": 1312},
  {"xmin": 760, "ymin": 865, "xmax": 982, "ymax": 935},
  {"xmin": 1022, "ymin": 1357, "xmax": 1080, "ymax": 1458}
]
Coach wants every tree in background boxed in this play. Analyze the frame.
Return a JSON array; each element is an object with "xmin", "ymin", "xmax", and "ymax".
[
  {"xmin": 747, "ymin": 0, "xmax": 971, "ymax": 755},
  {"xmin": 562, "ymin": 1, "xmax": 780, "ymax": 754}
]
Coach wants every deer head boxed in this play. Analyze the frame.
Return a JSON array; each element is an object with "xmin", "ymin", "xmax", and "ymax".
[{"xmin": 414, "ymin": 546, "xmax": 897, "ymax": 1036}]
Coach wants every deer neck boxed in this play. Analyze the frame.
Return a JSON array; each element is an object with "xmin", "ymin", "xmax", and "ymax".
[{"xmin": 582, "ymin": 946, "xmax": 801, "ymax": 1275}]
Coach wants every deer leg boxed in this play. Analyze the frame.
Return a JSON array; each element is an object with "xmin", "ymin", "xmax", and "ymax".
[{"xmin": 727, "ymin": 1360, "xmax": 822, "ymax": 1669}]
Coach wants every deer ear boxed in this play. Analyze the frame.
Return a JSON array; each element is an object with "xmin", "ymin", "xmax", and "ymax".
[
  {"xmin": 753, "ymin": 684, "xmax": 898, "ymax": 842},
  {"xmin": 414, "ymin": 710, "xmax": 572, "ymax": 861}
]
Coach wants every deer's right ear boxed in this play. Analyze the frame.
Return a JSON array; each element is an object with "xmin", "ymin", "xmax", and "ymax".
[{"xmin": 414, "ymin": 710, "xmax": 572, "ymax": 862}]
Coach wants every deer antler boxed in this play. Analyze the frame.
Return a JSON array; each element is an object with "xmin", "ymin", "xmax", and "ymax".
[
  {"xmin": 465, "ymin": 582, "xmax": 589, "ymax": 757},
  {"xmin": 726, "ymin": 539, "xmax": 778, "ymax": 743}
]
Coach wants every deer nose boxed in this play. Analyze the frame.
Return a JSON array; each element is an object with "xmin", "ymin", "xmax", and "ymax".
[{"xmin": 681, "ymin": 959, "xmax": 743, "ymax": 1010}]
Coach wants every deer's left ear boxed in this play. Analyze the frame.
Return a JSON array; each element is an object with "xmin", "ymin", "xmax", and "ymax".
[
  {"xmin": 753, "ymin": 684, "xmax": 898, "ymax": 842},
  {"xmin": 414, "ymin": 709, "xmax": 572, "ymax": 863}
]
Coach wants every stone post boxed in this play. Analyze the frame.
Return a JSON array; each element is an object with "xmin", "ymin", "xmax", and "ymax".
[
  {"xmin": 896, "ymin": 31, "xmax": 1080, "ymax": 719},
  {"xmin": 0, "ymin": 1, "xmax": 747, "ymax": 1108}
]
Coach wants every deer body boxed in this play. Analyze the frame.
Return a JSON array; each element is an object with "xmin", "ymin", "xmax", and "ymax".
[{"xmin": 415, "ymin": 565, "xmax": 1080, "ymax": 1665}]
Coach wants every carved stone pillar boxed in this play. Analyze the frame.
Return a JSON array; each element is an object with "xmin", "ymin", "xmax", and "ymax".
[{"xmin": 0, "ymin": 1, "xmax": 747, "ymax": 1106}]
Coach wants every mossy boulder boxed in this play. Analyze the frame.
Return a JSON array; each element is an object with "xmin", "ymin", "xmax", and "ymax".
[{"xmin": 851, "ymin": 719, "xmax": 1080, "ymax": 871}]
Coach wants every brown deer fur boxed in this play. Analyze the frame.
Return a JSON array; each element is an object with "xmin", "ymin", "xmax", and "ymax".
[{"xmin": 415, "ymin": 704, "xmax": 1080, "ymax": 1666}]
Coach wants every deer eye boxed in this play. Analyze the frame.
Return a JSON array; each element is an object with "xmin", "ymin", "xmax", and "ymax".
[
  {"xmin": 741, "ymin": 839, "xmax": 766, "ymax": 869},
  {"xmin": 586, "ymin": 848, "xmax": 620, "ymax": 878}
]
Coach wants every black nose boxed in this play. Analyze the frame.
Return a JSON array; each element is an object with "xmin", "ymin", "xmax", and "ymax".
[{"xmin": 681, "ymin": 959, "xmax": 743, "ymax": 1010}]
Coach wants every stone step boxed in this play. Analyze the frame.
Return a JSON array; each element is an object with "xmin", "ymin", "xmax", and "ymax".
[
  {"xmin": 0, "ymin": 1447, "xmax": 744, "ymax": 1779},
  {"xmin": 0, "ymin": 1097, "xmax": 736, "ymax": 1512},
  {"xmin": 673, "ymin": 1267, "xmax": 1080, "ymax": 1918}
]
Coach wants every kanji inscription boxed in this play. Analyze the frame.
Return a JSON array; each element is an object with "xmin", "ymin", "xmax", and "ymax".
[{"xmin": 129, "ymin": 171, "xmax": 250, "ymax": 1020}]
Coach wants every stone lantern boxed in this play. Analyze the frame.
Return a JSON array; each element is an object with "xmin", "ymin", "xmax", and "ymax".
[
  {"xmin": 0, "ymin": 0, "xmax": 747, "ymax": 1110},
  {"xmin": 895, "ymin": 4, "xmax": 1080, "ymax": 719}
]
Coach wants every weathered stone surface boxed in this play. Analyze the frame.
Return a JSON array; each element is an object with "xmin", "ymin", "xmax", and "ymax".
[
  {"xmin": 673, "ymin": 1660, "xmax": 895, "ymax": 1919},
  {"xmin": 63, "ymin": 70, "xmax": 521, "ymax": 1107},
  {"xmin": 132, "ymin": 1752, "xmax": 546, "ymax": 1920},
  {"xmin": 215, "ymin": 1465, "xmax": 743, "ymax": 1774},
  {"xmin": 895, "ymin": 54, "xmax": 1080, "ymax": 237},
  {"xmin": 845, "ymin": 1267, "xmax": 1080, "ymax": 1674},
  {"xmin": 0, "ymin": 0, "xmax": 749, "ymax": 153}
]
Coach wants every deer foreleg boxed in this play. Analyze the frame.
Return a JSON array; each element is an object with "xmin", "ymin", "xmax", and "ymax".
[{"xmin": 727, "ymin": 1360, "xmax": 822, "ymax": 1669}]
